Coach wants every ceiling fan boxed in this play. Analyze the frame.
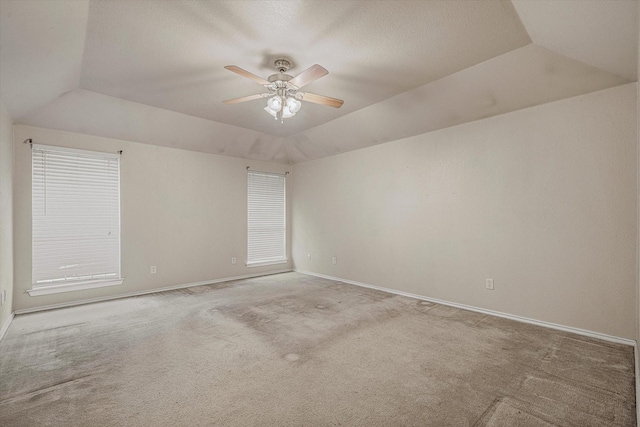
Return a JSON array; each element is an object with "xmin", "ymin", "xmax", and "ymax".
[{"xmin": 223, "ymin": 59, "xmax": 344, "ymax": 124}]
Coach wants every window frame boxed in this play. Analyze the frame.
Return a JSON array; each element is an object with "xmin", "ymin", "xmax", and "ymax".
[
  {"xmin": 28, "ymin": 144, "xmax": 123, "ymax": 296},
  {"xmin": 246, "ymin": 170, "xmax": 287, "ymax": 267}
]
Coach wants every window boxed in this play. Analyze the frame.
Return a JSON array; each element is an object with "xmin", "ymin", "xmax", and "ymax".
[
  {"xmin": 29, "ymin": 144, "xmax": 122, "ymax": 296},
  {"xmin": 247, "ymin": 170, "xmax": 286, "ymax": 267}
]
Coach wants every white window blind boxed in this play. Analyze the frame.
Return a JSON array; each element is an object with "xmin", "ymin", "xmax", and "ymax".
[
  {"xmin": 247, "ymin": 170, "xmax": 286, "ymax": 266},
  {"xmin": 31, "ymin": 144, "xmax": 121, "ymax": 292}
]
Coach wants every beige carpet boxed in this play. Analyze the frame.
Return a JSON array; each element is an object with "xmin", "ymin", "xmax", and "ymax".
[{"xmin": 0, "ymin": 272, "xmax": 636, "ymax": 426}]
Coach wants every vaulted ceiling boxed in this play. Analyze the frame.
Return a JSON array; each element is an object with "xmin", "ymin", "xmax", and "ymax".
[{"xmin": 0, "ymin": 0, "xmax": 638, "ymax": 164}]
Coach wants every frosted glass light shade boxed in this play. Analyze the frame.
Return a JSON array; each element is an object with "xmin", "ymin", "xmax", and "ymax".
[
  {"xmin": 264, "ymin": 106, "xmax": 278, "ymax": 119},
  {"xmin": 267, "ymin": 96, "xmax": 282, "ymax": 112},
  {"xmin": 282, "ymin": 105, "xmax": 295, "ymax": 118},
  {"xmin": 264, "ymin": 95, "xmax": 300, "ymax": 120},
  {"xmin": 287, "ymin": 97, "xmax": 301, "ymax": 113}
]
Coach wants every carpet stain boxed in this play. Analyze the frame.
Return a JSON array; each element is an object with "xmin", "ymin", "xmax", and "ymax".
[{"xmin": 474, "ymin": 397, "xmax": 557, "ymax": 426}]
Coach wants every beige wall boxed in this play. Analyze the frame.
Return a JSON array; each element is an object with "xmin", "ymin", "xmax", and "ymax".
[
  {"xmin": 0, "ymin": 102, "xmax": 14, "ymax": 331},
  {"xmin": 12, "ymin": 125, "xmax": 292, "ymax": 312},
  {"xmin": 292, "ymin": 83, "xmax": 638, "ymax": 340}
]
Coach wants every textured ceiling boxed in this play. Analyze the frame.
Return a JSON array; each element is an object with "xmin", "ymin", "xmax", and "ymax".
[
  {"xmin": 0, "ymin": 0, "xmax": 638, "ymax": 164},
  {"xmin": 512, "ymin": 0, "xmax": 638, "ymax": 82},
  {"xmin": 0, "ymin": 0, "xmax": 89, "ymax": 119},
  {"xmin": 79, "ymin": 0, "xmax": 530, "ymax": 137}
]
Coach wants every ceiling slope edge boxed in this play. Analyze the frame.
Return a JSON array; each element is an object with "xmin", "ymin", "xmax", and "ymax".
[
  {"xmin": 283, "ymin": 44, "xmax": 630, "ymax": 164},
  {"xmin": 18, "ymin": 89, "xmax": 291, "ymax": 164}
]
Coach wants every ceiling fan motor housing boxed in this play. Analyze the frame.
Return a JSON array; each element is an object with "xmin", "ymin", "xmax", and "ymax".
[
  {"xmin": 274, "ymin": 59, "xmax": 290, "ymax": 73},
  {"xmin": 268, "ymin": 74, "xmax": 292, "ymax": 83},
  {"xmin": 269, "ymin": 59, "xmax": 294, "ymax": 85}
]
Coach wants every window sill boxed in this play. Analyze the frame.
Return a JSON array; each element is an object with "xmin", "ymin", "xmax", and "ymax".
[
  {"xmin": 246, "ymin": 259, "xmax": 288, "ymax": 268},
  {"xmin": 27, "ymin": 279, "xmax": 124, "ymax": 296}
]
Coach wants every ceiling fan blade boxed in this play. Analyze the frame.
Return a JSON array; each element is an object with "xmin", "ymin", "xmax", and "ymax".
[
  {"xmin": 223, "ymin": 94, "xmax": 266, "ymax": 104},
  {"xmin": 300, "ymin": 92, "xmax": 344, "ymax": 108},
  {"xmin": 288, "ymin": 64, "xmax": 328, "ymax": 89},
  {"xmin": 224, "ymin": 65, "xmax": 270, "ymax": 85}
]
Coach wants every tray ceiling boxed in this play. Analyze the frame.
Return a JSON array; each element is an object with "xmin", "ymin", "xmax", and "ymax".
[{"xmin": 0, "ymin": 0, "xmax": 637, "ymax": 164}]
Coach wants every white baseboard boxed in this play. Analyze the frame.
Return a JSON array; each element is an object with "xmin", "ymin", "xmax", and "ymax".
[
  {"xmin": 14, "ymin": 269, "xmax": 292, "ymax": 315},
  {"xmin": 0, "ymin": 312, "xmax": 15, "ymax": 342},
  {"xmin": 295, "ymin": 269, "xmax": 636, "ymax": 347}
]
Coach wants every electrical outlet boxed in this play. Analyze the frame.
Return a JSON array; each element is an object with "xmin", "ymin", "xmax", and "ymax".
[
  {"xmin": 150, "ymin": 266, "xmax": 157, "ymax": 274},
  {"xmin": 307, "ymin": 253, "xmax": 311, "ymax": 260},
  {"xmin": 231, "ymin": 257, "xmax": 237, "ymax": 265},
  {"xmin": 485, "ymin": 278, "xmax": 494, "ymax": 290},
  {"xmin": 332, "ymin": 257, "xmax": 337, "ymax": 265}
]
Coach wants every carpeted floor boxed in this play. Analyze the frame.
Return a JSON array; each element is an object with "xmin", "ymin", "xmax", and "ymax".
[{"xmin": 0, "ymin": 272, "xmax": 636, "ymax": 426}]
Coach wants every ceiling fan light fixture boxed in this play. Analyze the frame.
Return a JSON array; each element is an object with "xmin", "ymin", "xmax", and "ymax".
[
  {"xmin": 265, "ymin": 104, "xmax": 296, "ymax": 120},
  {"xmin": 282, "ymin": 105, "xmax": 296, "ymax": 118},
  {"xmin": 267, "ymin": 95, "xmax": 282, "ymax": 112},
  {"xmin": 287, "ymin": 97, "xmax": 301, "ymax": 113},
  {"xmin": 263, "ymin": 106, "xmax": 278, "ymax": 119}
]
